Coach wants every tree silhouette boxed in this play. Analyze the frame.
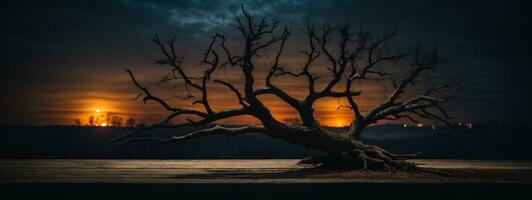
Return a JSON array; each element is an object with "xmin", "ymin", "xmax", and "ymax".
[
  {"xmin": 113, "ymin": 7, "xmax": 457, "ymax": 170},
  {"xmin": 88, "ymin": 115, "xmax": 95, "ymax": 126},
  {"xmin": 107, "ymin": 112, "xmax": 123, "ymax": 127},
  {"xmin": 126, "ymin": 118, "xmax": 136, "ymax": 128}
]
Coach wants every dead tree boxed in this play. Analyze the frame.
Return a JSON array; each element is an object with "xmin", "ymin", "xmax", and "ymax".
[{"xmin": 112, "ymin": 7, "xmax": 457, "ymax": 171}]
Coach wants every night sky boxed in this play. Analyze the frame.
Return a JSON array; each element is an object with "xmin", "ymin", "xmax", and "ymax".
[{"xmin": 1, "ymin": 0, "xmax": 531, "ymax": 126}]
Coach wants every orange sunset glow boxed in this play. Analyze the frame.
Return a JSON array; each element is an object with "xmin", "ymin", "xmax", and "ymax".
[
  {"xmin": 72, "ymin": 99, "xmax": 357, "ymax": 127},
  {"xmin": 69, "ymin": 93, "xmax": 378, "ymax": 127},
  {"xmin": 49, "ymin": 54, "xmax": 395, "ymax": 127},
  {"xmin": 64, "ymin": 73, "xmax": 394, "ymax": 127}
]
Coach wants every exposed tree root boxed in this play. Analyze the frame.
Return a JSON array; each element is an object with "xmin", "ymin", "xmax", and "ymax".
[
  {"xmin": 298, "ymin": 147, "xmax": 453, "ymax": 177},
  {"xmin": 298, "ymin": 146, "xmax": 418, "ymax": 172}
]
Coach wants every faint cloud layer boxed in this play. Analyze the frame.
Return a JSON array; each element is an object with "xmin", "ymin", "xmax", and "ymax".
[{"xmin": 121, "ymin": 0, "xmax": 333, "ymax": 32}]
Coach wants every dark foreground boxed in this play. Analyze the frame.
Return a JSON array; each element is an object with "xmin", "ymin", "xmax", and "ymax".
[
  {"xmin": 3, "ymin": 182, "xmax": 531, "ymax": 200},
  {"xmin": 1, "ymin": 159, "xmax": 531, "ymax": 199}
]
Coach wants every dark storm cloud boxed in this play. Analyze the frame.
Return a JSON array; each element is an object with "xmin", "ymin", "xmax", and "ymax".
[{"xmin": 1, "ymin": 0, "xmax": 531, "ymax": 125}]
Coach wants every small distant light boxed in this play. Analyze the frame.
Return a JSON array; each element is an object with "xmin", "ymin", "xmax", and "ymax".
[
  {"xmin": 466, "ymin": 123, "xmax": 473, "ymax": 129},
  {"xmin": 458, "ymin": 122, "xmax": 462, "ymax": 126},
  {"xmin": 417, "ymin": 123, "xmax": 423, "ymax": 128},
  {"xmin": 100, "ymin": 122, "xmax": 107, "ymax": 127},
  {"xmin": 431, "ymin": 125, "xmax": 436, "ymax": 130},
  {"xmin": 403, "ymin": 124, "xmax": 407, "ymax": 128}
]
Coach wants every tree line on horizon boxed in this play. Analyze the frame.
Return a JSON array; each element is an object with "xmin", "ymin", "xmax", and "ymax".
[{"xmin": 73, "ymin": 112, "xmax": 138, "ymax": 128}]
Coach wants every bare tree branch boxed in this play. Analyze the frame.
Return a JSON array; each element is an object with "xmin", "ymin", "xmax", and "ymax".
[
  {"xmin": 214, "ymin": 79, "xmax": 247, "ymax": 107},
  {"xmin": 120, "ymin": 8, "xmax": 457, "ymax": 171},
  {"xmin": 364, "ymin": 46, "xmax": 448, "ymax": 124},
  {"xmin": 120, "ymin": 125, "xmax": 267, "ymax": 145},
  {"xmin": 126, "ymin": 69, "xmax": 208, "ymax": 118}
]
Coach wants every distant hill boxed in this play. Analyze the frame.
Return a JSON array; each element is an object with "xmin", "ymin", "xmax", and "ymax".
[{"xmin": 0, "ymin": 122, "xmax": 530, "ymax": 160}]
